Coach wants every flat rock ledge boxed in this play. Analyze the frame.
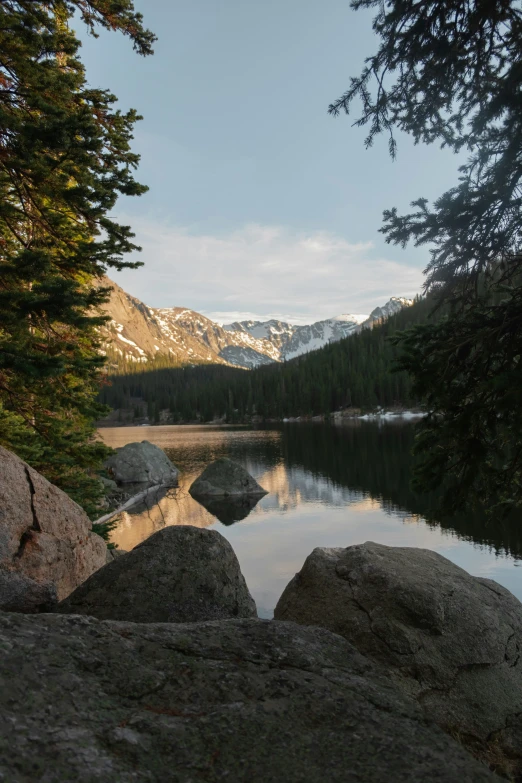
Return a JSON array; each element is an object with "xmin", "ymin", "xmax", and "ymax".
[
  {"xmin": 56, "ymin": 526, "xmax": 257, "ymax": 623},
  {"xmin": 274, "ymin": 541, "xmax": 522, "ymax": 779},
  {"xmin": 189, "ymin": 458, "xmax": 267, "ymax": 498},
  {"xmin": 0, "ymin": 613, "xmax": 494, "ymax": 782}
]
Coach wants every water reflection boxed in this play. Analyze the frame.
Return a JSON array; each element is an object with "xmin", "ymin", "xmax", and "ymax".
[
  {"xmin": 192, "ymin": 494, "xmax": 262, "ymax": 525},
  {"xmin": 100, "ymin": 423, "xmax": 522, "ymax": 615}
]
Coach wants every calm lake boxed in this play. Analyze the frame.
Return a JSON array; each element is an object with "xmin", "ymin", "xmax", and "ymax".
[{"xmin": 100, "ymin": 422, "xmax": 522, "ymax": 617}]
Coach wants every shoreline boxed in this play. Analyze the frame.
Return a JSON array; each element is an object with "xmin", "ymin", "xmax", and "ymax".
[{"xmin": 97, "ymin": 409, "xmax": 427, "ymax": 428}]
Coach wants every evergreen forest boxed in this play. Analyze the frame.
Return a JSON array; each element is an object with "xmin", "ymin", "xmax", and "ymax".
[{"xmin": 99, "ymin": 295, "xmax": 432, "ymax": 423}]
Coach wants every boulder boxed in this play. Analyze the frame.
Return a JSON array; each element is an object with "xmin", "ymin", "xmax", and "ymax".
[
  {"xmin": 275, "ymin": 542, "xmax": 522, "ymax": 778},
  {"xmin": 105, "ymin": 547, "xmax": 128, "ymax": 564},
  {"xmin": 56, "ymin": 526, "xmax": 257, "ymax": 622},
  {"xmin": 98, "ymin": 475, "xmax": 118, "ymax": 492},
  {"xmin": 0, "ymin": 612, "xmax": 495, "ymax": 782},
  {"xmin": 0, "ymin": 446, "xmax": 106, "ymax": 612},
  {"xmin": 189, "ymin": 457, "xmax": 267, "ymax": 498},
  {"xmin": 104, "ymin": 441, "xmax": 179, "ymax": 485},
  {"xmin": 0, "ymin": 569, "xmax": 56, "ymax": 614}
]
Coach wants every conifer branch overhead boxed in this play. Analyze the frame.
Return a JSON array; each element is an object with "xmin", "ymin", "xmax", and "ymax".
[
  {"xmin": 0, "ymin": 0, "xmax": 154, "ymax": 519},
  {"xmin": 330, "ymin": 0, "xmax": 522, "ymax": 299},
  {"xmin": 331, "ymin": 0, "xmax": 522, "ymax": 515}
]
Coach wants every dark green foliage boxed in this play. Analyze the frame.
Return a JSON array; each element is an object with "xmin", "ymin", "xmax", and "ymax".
[
  {"xmin": 99, "ymin": 297, "xmax": 431, "ymax": 421},
  {"xmin": 394, "ymin": 284, "xmax": 522, "ymax": 516},
  {"xmin": 0, "ymin": 1, "xmax": 154, "ymax": 520},
  {"xmin": 331, "ymin": 0, "xmax": 522, "ymax": 513}
]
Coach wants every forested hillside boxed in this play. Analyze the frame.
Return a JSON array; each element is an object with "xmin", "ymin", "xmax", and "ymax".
[{"xmin": 99, "ymin": 295, "xmax": 432, "ymax": 422}]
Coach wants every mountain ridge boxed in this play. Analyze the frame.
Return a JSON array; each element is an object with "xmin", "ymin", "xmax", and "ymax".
[{"xmin": 99, "ymin": 278, "xmax": 414, "ymax": 370}]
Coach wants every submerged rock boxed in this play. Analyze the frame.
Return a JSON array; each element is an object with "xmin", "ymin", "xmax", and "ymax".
[
  {"xmin": 189, "ymin": 457, "xmax": 267, "ymax": 498},
  {"xmin": 56, "ymin": 526, "xmax": 257, "ymax": 622},
  {"xmin": 0, "ymin": 446, "xmax": 106, "ymax": 613},
  {"xmin": 274, "ymin": 541, "xmax": 522, "ymax": 777},
  {"xmin": 104, "ymin": 440, "xmax": 179, "ymax": 485},
  {"xmin": 0, "ymin": 612, "xmax": 495, "ymax": 782}
]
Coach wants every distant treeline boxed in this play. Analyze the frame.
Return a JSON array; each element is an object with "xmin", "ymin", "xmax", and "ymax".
[{"xmin": 99, "ymin": 296, "xmax": 433, "ymax": 421}]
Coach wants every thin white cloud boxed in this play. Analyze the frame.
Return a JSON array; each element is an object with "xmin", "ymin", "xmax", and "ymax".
[{"xmin": 110, "ymin": 218, "xmax": 424, "ymax": 323}]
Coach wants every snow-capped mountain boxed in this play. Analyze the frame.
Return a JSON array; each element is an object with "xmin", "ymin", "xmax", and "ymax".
[
  {"xmin": 223, "ymin": 319, "xmax": 295, "ymax": 354},
  {"xmin": 281, "ymin": 314, "xmax": 368, "ymax": 360},
  {"xmin": 99, "ymin": 279, "xmax": 278, "ymax": 369},
  {"xmin": 365, "ymin": 297, "xmax": 414, "ymax": 325},
  {"xmin": 99, "ymin": 278, "xmax": 413, "ymax": 370},
  {"xmin": 223, "ymin": 313, "xmax": 371, "ymax": 360}
]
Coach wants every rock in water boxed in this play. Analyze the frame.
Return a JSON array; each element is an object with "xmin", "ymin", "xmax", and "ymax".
[
  {"xmin": 189, "ymin": 457, "xmax": 267, "ymax": 498},
  {"xmin": 0, "ymin": 446, "xmax": 106, "ymax": 612},
  {"xmin": 274, "ymin": 541, "xmax": 522, "ymax": 777},
  {"xmin": 0, "ymin": 613, "xmax": 495, "ymax": 782},
  {"xmin": 104, "ymin": 440, "xmax": 179, "ymax": 485},
  {"xmin": 56, "ymin": 526, "xmax": 257, "ymax": 622}
]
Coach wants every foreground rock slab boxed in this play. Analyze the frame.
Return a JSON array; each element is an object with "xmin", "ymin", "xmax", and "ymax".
[
  {"xmin": 104, "ymin": 440, "xmax": 179, "ymax": 485},
  {"xmin": 57, "ymin": 526, "xmax": 257, "ymax": 622},
  {"xmin": 0, "ymin": 613, "xmax": 494, "ymax": 782},
  {"xmin": 0, "ymin": 446, "xmax": 106, "ymax": 612},
  {"xmin": 189, "ymin": 457, "xmax": 267, "ymax": 498},
  {"xmin": 275, "ymin": 541, "xmax": 522, "ymax": 777}
]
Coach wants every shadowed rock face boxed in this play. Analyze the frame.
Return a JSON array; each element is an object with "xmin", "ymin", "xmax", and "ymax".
[
  {"xmin": 56, "ymin": 526, "xmax": 257, "ymax": 622},
  {"xmin": 104, "ymin": 441, "xmax": 179, "ymax": 485},
  {"xmin": 0, "ymin": 446, "xmax": 106, "ymax": 612},
  {"xmin": 189, "ymin": 458, "xmax": 267, "ymax": 498},
  {"xmin": 0, "ymin": 613, "xmax": 495, "ymax": 783},
  {"xmin": 274, "ymin": 541, "xmax": 522, "ymax": 778},
  {"xmin": 191, "ymin": 493, "xmax": 262, "ymax": 525}
]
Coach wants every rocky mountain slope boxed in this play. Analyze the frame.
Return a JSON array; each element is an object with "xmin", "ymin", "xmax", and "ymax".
[
  {"xmin": 99, "ymin": 278, "xmax": 413, "ymax": 370},
  {"xmin": 99, "ymin": 278, "xmax": 279, "ymax": 369},
  {"xmin": 222, "ymin": 299, "xmax": 413, "ymax": 361},
  {"xmin": 365, "ymin": 297, "xmax": 414, "ymax": 325}
]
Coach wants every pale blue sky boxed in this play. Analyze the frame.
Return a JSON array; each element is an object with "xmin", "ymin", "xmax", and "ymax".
[{"xmin": 78, "ymin": 0, "xmax": 461, "ymax": 323}]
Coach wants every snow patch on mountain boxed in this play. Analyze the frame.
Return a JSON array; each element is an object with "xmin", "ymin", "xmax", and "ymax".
[
  {"xmin": 365, "ymin": 297, "xmax": 414, "ymax": 324},
  {"xmin": 99, "ymin": 278, "xmax": 414, "ymax": 370},
  {"xmin": 330, "ymin": 313, "xmax": 368, "ymax": 324}
]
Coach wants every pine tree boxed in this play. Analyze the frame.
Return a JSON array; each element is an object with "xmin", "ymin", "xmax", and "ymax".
[
  {"xmin": 0, "ymin": 1, "xmax": 155, "ymax": 517},
  {"xmin": 330, "ymin": 0, "xmax": 522, "ymax": 515}
]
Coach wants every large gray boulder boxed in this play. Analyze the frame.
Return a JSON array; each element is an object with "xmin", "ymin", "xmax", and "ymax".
[
  {"xmin": 0, "ymin": 612, "xmax": 495, "ymax": 782},
  {"xmin": 275, "ymin": 542, "xmax": 522, "ymax": 778},
  {"xmin": 0, "ymin": 446, "xmax": 106, "ymax": 613},
  {"xmin": 56, "ymin": 526, "xmax": 257, "ymax": 622},
  {"xmin": 189, "ymin": 457, "xmax": 267, "ymax": 498},
  {"xmin": 104, "ymin": 441, "xmax": 179, "ymax": 485}
]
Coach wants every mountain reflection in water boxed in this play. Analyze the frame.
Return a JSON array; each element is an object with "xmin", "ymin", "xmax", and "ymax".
[{"xmin": 100, "ymin": 423, "xmax": 522, "ymax": 617}]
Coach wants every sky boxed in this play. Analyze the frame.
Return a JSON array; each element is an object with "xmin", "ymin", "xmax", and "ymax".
[{"xmin": 77, "ymin": 0, "xmax": 462, "ymax": 324}]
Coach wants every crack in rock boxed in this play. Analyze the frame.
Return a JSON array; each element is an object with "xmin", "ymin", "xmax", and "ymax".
[
  {"xmin": 15, "ymin": 468, "xmax": 42, "ymax": 560},
  {"xmin": 24, "ymin": 466, "xmax": 42, "ymax": 532}
]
